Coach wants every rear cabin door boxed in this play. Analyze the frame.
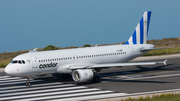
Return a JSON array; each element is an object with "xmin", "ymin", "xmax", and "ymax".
[{"xmin": 128, "ymin": 46, "xmax": 135, "ymax": 59}]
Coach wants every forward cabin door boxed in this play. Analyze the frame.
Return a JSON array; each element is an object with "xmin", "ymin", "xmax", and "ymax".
[
  {"xmin": 31, "ymin": 56, "xmax": 38, "ymax": 68},
  {"xmin": 31, "ymin": 56, "xmax": 40, "ymax": 74}
]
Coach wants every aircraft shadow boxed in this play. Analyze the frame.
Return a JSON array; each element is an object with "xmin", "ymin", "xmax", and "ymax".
[
  {"xmin": 100, "ymin": 79, "xmax": 174, "ymax": 83},
  {"xmin": 98, "ymin": 64, "xmax": 174, "ymax": 77}
]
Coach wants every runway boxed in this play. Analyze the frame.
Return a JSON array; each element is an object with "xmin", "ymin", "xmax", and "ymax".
[
  {"xmin": 0, "ymin": 75, "xmax": 128, "ymax": 101},
  {"xmin": 94, "ymin": 58, "xmax": 180, "ymax": 93},
  {"xmin": 1, "ymin": 57, "xmax": 180, "ymax": 101}
]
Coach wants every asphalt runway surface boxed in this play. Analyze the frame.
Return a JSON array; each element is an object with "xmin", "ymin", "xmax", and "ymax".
[{"xmin": 0, "ymin": 57, "xmax": 180, "ymax": 101}]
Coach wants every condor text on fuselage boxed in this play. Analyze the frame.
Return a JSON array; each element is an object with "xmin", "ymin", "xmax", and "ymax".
[{"xmin": 39, "ymin": 62, "xmax": 58, "ymax": 69}]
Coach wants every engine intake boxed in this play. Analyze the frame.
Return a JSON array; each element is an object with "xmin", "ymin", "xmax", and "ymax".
[{"xmin": 72, "ymin": 69, "xmax": 94, "ymax": 83}]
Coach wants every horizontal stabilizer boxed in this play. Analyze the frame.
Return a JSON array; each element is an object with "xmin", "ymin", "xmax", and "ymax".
[{"xmin": 140, "ymin": 47, "xmax": 173, "ymax": 51}]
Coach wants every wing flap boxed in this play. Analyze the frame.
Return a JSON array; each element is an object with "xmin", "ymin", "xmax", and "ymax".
[
  {"xmin": 91, "ymin": 60, "xmax": 167, "ymax": 68},
  {"xmin": 69, "ymin": 60, "xmax": 167, "ymax": 70}
]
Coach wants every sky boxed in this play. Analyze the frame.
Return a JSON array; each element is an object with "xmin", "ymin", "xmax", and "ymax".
[{"xmin": 0, "ymin": 0, "xmax": 179, "ymax": 52}]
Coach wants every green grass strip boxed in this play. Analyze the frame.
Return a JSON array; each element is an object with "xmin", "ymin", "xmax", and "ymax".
[
  {"xmin": 121, "ymin": 93, "xmax": 180, "ymax": 101},
  {"xmin": 143, "ymin": 47, "xmax": 180, "ymax": 56}
]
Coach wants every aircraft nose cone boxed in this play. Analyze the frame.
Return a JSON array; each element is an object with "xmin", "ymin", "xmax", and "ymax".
[{"xmin": 5, "ymin": 65, "xmax": 11, "ymax": 75}]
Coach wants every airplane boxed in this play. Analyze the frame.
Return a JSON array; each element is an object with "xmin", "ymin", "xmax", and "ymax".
[{"xmin": 5, "ymin": 11, "xmax": 168, "ymax": 86}]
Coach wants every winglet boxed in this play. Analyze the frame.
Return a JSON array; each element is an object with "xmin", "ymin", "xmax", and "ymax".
[
  {"xmin": 163, "ymin": 59, "xmax": 167, "ymax": 65},
  {"xmin": 156, "ymin": 59, "xmax": 167, "ymax": 65}
]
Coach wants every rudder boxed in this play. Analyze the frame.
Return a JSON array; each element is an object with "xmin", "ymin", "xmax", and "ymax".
[{"xmin": 124, "ymin": 11, "xmax": 151, "ymax": 45}]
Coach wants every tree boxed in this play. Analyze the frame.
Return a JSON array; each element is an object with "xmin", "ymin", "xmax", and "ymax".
[
  {"xmin": 83, "ymin": 44, "xmax": 91, "ymax": 47},
  {"xmin": 43, "ymin": 45, "xmax": 58, "ymax": 51}
]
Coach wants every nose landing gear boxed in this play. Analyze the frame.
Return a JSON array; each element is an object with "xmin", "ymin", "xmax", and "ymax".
[{"xmin": 25, "ymin": 76, "xmax": 31, "ymax": 86}]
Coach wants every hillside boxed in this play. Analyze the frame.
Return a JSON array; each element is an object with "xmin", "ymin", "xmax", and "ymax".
[{"xmin": 0, "ymin": 37, "xmax": 180, "ymax": 68}]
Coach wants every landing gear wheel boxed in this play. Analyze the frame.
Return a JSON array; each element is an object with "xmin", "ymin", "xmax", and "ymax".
[
  {"xmin": 92, "ymin": 76, "xmax": 100, "ymax": 83},
  {"xmin": 25, "ymin": 76, "xmax": 31, "ymax": 87},
  {"xmin": 26, "ymin": 82, "xmax": 31, "ymax": 86}
]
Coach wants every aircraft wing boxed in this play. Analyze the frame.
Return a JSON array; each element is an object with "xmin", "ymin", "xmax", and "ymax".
[{"xmin": 69, "ymin": 59, "xmax": 167, "ymax": 70}]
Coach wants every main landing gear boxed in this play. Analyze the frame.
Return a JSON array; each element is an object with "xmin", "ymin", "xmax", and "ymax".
[
  {"xmin": 92, "ymin": 71, "xmax": 100, "ymax": 83},
  {"xmin": 92, "ymin": 76, "xmax": 100, "ymax": 83},
  {"xmin": 25, "ymin": 76, "xmax": 31, "ymax": 86},
  {"xmin": 62, "ymin": 74, "xmax": 71, "ymax": 79}
]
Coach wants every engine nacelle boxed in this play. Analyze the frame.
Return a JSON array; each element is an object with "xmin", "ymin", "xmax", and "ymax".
[{"xmin": 72, "ymin": 69, "xmax": 94, "ymax": 83}]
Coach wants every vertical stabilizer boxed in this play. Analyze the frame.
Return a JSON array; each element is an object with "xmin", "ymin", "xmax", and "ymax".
[{"xmin": 124, "ymin": 11, "xmax": 151, "ymax": 45}]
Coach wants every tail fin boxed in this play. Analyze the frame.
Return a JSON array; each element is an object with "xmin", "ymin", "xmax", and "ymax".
[{"xmin": 124, "ymin": 11, "xmax": 151, "ymax": 45}]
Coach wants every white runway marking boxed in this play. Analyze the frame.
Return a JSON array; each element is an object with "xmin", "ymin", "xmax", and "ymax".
[
  {"xmin": 0, "ymin": 83, "xmax": 76, "ymax": 93},
  {"xmin": 0, "ymin": 76, "xmax": 22, "ymax": 80},
  {"xmin": 0, "ymin": 75, "xmax": 12, "ymax": 78},
  {"xmin": 0, "ymin": 78, "xmax": 27, "ymax": 82},
  {"xmin": 17, "ymin": 91, "xmax": 114, "ymax": 101},
  {"xmin": 0, "ymin": 79, "xmax": 42, "ymax": 86},
  {"xmin": 0, "ymin": 75, "xmax": 127, "ymax": 101},
  {"xmin": 0, "ymin": 82, "xmax": 63, "ymax": 90}
]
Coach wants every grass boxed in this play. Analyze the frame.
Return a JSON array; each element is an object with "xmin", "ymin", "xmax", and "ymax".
[
  {"xmin": 121, "ymin": 93, "xmax": 180, "ymax": 101},
  {"xmin": 0, "ymin": 59, "xmax": 11, "ymax": 68},
  {"xmin": 0, "ymin": 50, "xmax": 28, "ymax": 68},
  {"xmin": 143, "ymin": 47, "xmax": 180, "ymax": 56}
]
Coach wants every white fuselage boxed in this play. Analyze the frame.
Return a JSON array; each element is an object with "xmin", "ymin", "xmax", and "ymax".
[{"xmin": 5, "ymin": 44, "xmax": 153, "ymax": 77}]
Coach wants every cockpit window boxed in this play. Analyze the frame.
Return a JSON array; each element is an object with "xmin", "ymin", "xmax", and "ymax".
[
  {"xmin": 22, "ymin": 60, "xmax": 25, "ymax": 64},
  {"xmin": 18, "ymin": 60, "xmax": 22, "ymax": 64},
  {"xmin": 11, "ymin": 60, "xmax": 26, "ymax": 64},
  {"xmin": 12, "ymin": 60, "xmax": 18, "ymax": 63}
]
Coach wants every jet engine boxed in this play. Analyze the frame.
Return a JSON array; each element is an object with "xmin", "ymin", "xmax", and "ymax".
[{"xmin": 72, "ymin": 69, "xmax": 94, "ymax": 83}]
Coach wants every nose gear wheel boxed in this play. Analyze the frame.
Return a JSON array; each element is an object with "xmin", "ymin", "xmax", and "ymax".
[{"xmin": 25, "ymin": 76, "xmax": 31, "ymax": 86}]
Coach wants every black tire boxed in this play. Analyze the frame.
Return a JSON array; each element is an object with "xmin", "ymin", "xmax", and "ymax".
[
  {"xmin": 25, "ymin": 82, "xmax": 28, "ymax": 86},
  {"xmin": 28, "ymin": 82, "xmax": 31, "ymax": 86},
  {"xmin": 25, "ymin": 82, "xmax": 31, "ymax": 87},
  {"xmin": 93, "ymin": 76, "xmax": 100, "ymax": 83}
]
